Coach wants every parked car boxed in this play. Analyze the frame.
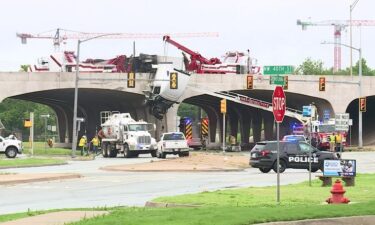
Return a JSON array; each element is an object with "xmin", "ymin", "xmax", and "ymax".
[
  {"xmin": 249, "ymin": 141, "xmax": 338, "ymax": 173},
  {"xmin": 157, "ymin": 132, "xmax": 190, "ymax": 158},
  {"xmin": 187, "ymin": 137, "xmax": 203, "ymax": 150},
  {"xmin": 0, "ymin": 135, "xmax": 23, "ymax": 158}
]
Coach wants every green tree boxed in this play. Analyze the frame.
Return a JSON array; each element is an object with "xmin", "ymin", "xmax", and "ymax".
[
  {"xmin": 352, "ymin": 59, "xmax": 375, "ymax": 76},
  {"xmin": 0, "ymin": 98, "xmax": 56, "ymax": 140},
  {"xmin": 295, "ymin": 58, "xmax": 331, "ymax": 75}
]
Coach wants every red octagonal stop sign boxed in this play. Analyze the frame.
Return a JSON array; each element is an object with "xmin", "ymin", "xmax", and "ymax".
[{"xmin": 272, "ymin": 86, "xmax": 286, "ymax": 123}]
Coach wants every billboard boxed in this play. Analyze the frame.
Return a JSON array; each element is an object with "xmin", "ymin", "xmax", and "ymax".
[{"xmin": 323, "ymin": 159, "xmax": 356, "ymax": 177}]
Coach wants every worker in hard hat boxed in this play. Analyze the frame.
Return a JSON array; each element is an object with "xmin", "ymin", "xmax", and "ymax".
[{"xmin": 79, "ymin": 135, "xmax": 87, "ymax": 156}]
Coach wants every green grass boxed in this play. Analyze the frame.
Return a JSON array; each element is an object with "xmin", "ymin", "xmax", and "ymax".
[
  {"xmin": 0, "ymin": 157, "xmax": 66, "ymax": 168},
  {"xmin": 23, "ymin": 141, "xmax": 72, "ymax": 156},
  {"xmin": 1, "ymin": 175, "xmax": 375, "ymax": 225}
]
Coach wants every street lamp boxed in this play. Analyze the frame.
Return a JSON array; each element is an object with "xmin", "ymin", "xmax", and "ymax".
[
  {"xmin": 321, "ymin": 41, "xmax": 362, "ymax": 149},
  {"xmin": 40, "ymin": 114, "xmax": 50, "ymax": 152},
  {"xmin": 71, "ymin": 33, "xmax": 120, "ymax": 158},
  {"xmin": 350, "ymin": 0, "xmax": 360, "ymax": 76}
]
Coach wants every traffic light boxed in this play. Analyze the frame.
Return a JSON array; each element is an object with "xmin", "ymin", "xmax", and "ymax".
[
  {"xmin": 246, "ymin": 75, "xmax": 253, "ymax": 89},
  {"xmin": 283, "ymin": 76, "xmax": 288, "ymax": 90},
  {"xmin": 220, "ymin": 99, "xmax": 227, "ymax": 114},
  {"xmin": 359, "ymin": 97, "xmax": 366, "ymax": 112},
  {"xmin": 170, "ymin": 72, "xmax": 178, "ymax": 89},
  {"xmin": 319, "ymin": 77, "xmax": 325, "ymax": 91},
  {"xmin": 127, "ymin": 72, "xmax": 135, "ymax": 88}
]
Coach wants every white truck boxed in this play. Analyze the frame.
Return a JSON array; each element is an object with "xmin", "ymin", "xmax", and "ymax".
[
  {"xmin": 156, "ymin": 132, "xmax": 190, "ymax": 158},
  {"xmin": 99, "ymin": 112, "xmax": 157, "ymax": 158},
  {"xmin": 0, "ymin": 135, "xmax": 23, "ymax": 158}
]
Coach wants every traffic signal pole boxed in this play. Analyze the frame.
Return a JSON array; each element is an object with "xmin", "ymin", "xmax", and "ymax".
[{"xmin": 222, "ymin": 113, "xmax": 226, "ymax": 153}]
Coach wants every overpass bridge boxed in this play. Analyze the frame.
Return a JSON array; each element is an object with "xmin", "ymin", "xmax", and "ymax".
[{"xmin": 0, "ymin": 72, "xmax": 374, "ymax": 146}]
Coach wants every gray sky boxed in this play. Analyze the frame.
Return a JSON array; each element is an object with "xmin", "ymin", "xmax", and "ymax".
[{"xmin": 1, "ymin": 0, "xmax": 374, "ymax": 72}]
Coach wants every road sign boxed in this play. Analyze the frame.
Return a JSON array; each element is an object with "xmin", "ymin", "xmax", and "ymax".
[
  {"xmin": 302, "ymin": 106, "xmax": 312, "ymax": 117},
  {"xmin": 272, "ymin": 86, "xmax": 286, "ymax": 123},
  {"xmin": 263, "ymin": 65, "xmax": 294, "ymax": 75},
  {"xmin": 335, "ymin": 113, "xmax": 350, "ymax": 131},
  {"xmin": 323, "ymin": 109, "xmax": 330, "ymax": 121},
  {"xmin": 270, "ymin": 76, "xmax": 285, "ymax": 85}
]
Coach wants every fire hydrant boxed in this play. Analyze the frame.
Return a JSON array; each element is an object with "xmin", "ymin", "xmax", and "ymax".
[{"xmin": 326, "ymin": 179, "xmax": 350, "ymax": 204}]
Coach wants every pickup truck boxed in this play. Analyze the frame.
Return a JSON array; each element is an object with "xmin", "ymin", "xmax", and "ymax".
[
  {"xmin": 156, "ymin": 132, "xmax": 190, "ymax": 158},
  {"xmin": 0, "ymin": 135, "xmax": 23, "ymax": 158}
]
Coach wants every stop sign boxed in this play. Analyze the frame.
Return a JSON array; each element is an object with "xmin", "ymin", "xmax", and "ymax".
[{"xmin": 272, "ymin": 86, "xmax": 286, "ymax": 123}]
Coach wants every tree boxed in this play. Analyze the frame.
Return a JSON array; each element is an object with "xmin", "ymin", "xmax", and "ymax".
[
  {"xmin": 295, "ymin": 58, "xmax": 331, "ymax": 75},
  {"xmin": 0, "ymin": 98, "xmax": 56, "ymax": 140},
  {"xmin": 352, "ymin": 59, "xmax": 375, "ymax": 76}
]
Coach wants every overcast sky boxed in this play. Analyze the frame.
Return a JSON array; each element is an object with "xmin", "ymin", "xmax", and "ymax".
[{"xmin": 1, "ymin": 0, "xmax": 374, "ymax": 72}]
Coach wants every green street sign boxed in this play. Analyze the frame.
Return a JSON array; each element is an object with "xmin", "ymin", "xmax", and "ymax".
[
  {"xmin": 270, "ymin": 76, "xmax": 285, "ymax": 85},
  {"xmin": 263, "ymin": 65, "xmax": 294, "ymax": 75}
]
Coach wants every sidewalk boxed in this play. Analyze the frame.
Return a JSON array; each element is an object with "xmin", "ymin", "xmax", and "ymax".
[{"xmin": 0, "ymin": 211, "xmax": 108, "ymax": 225}]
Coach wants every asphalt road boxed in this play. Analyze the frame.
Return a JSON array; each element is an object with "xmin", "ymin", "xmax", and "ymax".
[{"xmin": 0, "ymin": 151, "xmax": 374, "ymax": 215}]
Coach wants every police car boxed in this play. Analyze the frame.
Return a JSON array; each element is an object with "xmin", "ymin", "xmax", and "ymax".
[{"xmin": 249, "ymin": 141, "xmax": 338, "ymax": 173}]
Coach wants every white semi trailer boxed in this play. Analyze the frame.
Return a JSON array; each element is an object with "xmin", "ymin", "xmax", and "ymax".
[{"xmin": 99, "ymin": 112, "xmax": 157, "ymax": 158}]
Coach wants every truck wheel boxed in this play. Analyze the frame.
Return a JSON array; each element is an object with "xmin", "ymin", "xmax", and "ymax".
[
  {"xmin": 273, "ymin": 160, "xmax": 286, "ymax": 173},
  {"xmin": 161, "ymin": 152, "xmax": 167, "ymax": 159},
  {"xmin": 151, "ymin": 150, "xmax": 157, "ymax": 158},
  {"xmin": 259, "ymin": 167, "xmax": 271, "ymax": 173},
  {"xmin": 102, "ymin": 143, "xmax": 108, "ymax": 158},
  {"xmin": 109, "ymin": 149, "xmax": 117, "ymax": 158},
  {"xmin": 124, "ymin": 144, "xmax": 132, "ymax": 158},
  {"xmin": 5, "ymin": 147, "xmax": 17, "ymax": 158}
]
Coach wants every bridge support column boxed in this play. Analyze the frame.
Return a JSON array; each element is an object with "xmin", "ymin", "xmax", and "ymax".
[
  {"xmin": 164, "ymin": 105, "xmax": 179, "ymax": 133},
  {"xmin": 239, "ymin": 109, "xmax": 251, "ymax": 146},
  {"xmin": 201, "ymin": 106, "xmax": 218, "ymax": 143},
  {"xmin": 262, "ymin": 111, "xmax": 275, "ymax": 141},
  {"xmin": 228, "ymin": 108, "xmax": 239, "ymax": 141},
  {"xmin": 251, "ymin": 109, "xmax": 262, "ymax": 143}
]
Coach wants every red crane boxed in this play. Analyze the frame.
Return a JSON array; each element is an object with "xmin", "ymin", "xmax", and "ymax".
[
  {"xmin": 297, "ymin": 19, "xmax": 375, "ymax": 72},
  {"xmin": 163, "ymin": 35, "xmax": 255, "ymax": 74}
]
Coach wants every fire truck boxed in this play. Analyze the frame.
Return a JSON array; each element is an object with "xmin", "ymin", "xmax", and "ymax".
[
  {"xmin": 178, "ymin": 117, "xmax": 209, "ymax": 150},
  {"xmin": 292, "ymin": 120, "xmax": 348, "ymax": 151}
]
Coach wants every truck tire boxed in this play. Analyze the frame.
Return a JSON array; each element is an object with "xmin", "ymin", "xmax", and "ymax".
[
  {"xmin": 109, "ymin": 149, "xmax": 117, "ymax": 158},
  {"xmin": 151, "ymin": 150, "xmax": 157, "ymax": 158},
  {"xmin": 102, "ymin": 143, "xmax": 108, "ymax": 158},
  {"xmin": 161, "ymin": 152, "xmax": 167, "ymax": 159},
  {"xmin": 124, "ymin": 144, "xmax": 132, "ymax": 158},
  {"xmin": 5, "ymin": 147, "xmax": 17, "ymax": 158}
]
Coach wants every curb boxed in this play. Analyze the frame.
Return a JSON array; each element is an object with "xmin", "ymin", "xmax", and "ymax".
[
  {"xmin": 145, "ymin": 201, "xmax": 201, "ymax": 208},
  {"xmin": 0, "ymin": 174, "xmax": 82, "ymax": 185}
]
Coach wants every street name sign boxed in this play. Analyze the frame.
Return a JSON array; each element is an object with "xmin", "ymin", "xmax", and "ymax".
[
  {"xmin": 264, "ymin": 65, "xmax": 294, "ymax": 75},
  {"xmin": 270, "ymin": 75, "xmax": 285, "ymax": 85}
]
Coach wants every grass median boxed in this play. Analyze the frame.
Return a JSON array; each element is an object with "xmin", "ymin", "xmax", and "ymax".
[
  {"xmin": 23, "ymin": 142, "xmax": 72, "ymax": 156},
  {"xmin": 0, "ymin": 157, "xmax": 66, "ymax": 168}
]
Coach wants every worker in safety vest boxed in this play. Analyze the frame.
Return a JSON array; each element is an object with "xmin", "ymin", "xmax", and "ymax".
[
  {"xmin": 335, "ymin": 133, "xmax": 342, "ymax": 152},
  {"xmin": 328, "ymin": 133, "xmax": 335, "ymax": 152},
  {"xmin": 91, "ymin": 135, "xmax": 100, "ymax": 156},
  {"xmin": 78, "ymin": 135, "xmax": 87, "ymax": 156}
]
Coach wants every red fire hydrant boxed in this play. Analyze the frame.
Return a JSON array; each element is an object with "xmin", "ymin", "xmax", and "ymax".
[{"xmin": 326, "ymin": 179, "xmax": 350, "ymax": 204}]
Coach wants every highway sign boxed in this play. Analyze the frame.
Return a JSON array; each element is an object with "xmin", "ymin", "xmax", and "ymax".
[
  {"xmin": 264, "ymin": 65, "xmax": 294, "ymax": 75},
  {"xmin": 270, "ymin": 76, "xmax": 285, "ymax": 85},
  {"xmin": 323, "ymin": 109, "xmax": 330, "ymax": 121},
  {"xmin": 272, "ymin": 86, "xmax": 286, "ymax": 123},
  {"xmin": 335, "ymin": 113, "xmax": 350, "ymax": 131}
]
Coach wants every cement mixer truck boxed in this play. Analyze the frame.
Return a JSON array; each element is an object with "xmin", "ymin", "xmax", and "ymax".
[{"xmin": 99, "ymin": 111, "xmax": 157, "ymax": 158}]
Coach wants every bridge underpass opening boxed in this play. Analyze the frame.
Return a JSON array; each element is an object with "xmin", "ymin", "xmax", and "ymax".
[
  {"xmin": 346, "ymin": 96, "xmax": 375, "ymax": 146},
  {"xmin": 10, "ymin": 88, "xmax": 154, "ymax": 144},
  {"xmin": 182, "ymin": 90, "xmax": 335, "ymax": 148}
]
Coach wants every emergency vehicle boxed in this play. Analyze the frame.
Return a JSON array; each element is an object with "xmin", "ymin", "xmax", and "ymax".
[{"xmin": 249, "ymin": 141, "xmax": 338, "ymax": 173}]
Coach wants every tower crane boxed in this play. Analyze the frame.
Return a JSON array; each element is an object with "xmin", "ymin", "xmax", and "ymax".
[
  {"xmin": 297, "ymin": 19, "xmax": 375, "ymax": 72},
  {"xmin": 16, "ymin": 28, "xmax": 219, "ymax": 72},
  {"xmin": 16, "ymin": 28, "xmax": 219, "ymax": 51}
]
